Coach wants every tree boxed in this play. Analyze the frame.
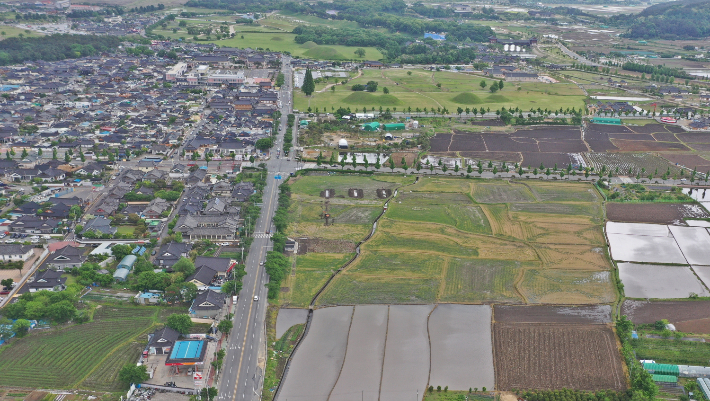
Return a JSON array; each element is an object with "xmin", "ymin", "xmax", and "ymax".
[
  {"xmin": 329, "ymin": 151, "xmax": 336, "ymax": 166},
  {"xmin": 111, "ymin": 244, "xmax": 134, "ymax": 261},
  {"xmin": 52, "ymin": 148, "xmax": 58, "ymax": 160},
  {"xmin": 389, "ymin": 157, "xmax": 396, "ymax": 172},
  {"xmin": 490, "ymin": 81, "xmax": 499, "ymax": 93},
  {"xmin": 302, "ymin": 69, "xmax": 315, "ymax": 96},
  {"xmin": 383, "ymin": 87, "xmax": 390, "ymax": 94},
  {"xmin": 166, "ymin": 314, "xmax": 194, "ymax": 334},
  {"xmin": 1, "ymin": 278, "xmax": 13, "ymax": 289},
  {"xmin": 479, "ymin": 80, "xmax": 487, "ymax": 89},
  {"xmin": 21, "ymin": 149, "xmax": 28, "ymax": 159},
  {"xmin": 12, "ymin": 319, "xmax": 31, "ymax": 337},
  {"xmin": 316, "ymin": 151, "xmax": 323, "ymax": 166},
  {"xmin": 401, "ymin": 156, "xmax": 408, "ymax": 171},
  {"xmin": 366, "ymin": 81, "xmax": 378, "ymax": 92},
  {"xmin": 375, "ymin": 155, "xmax": 381, "ymax": 170},
  {"xmin": 255, "ymin": 138, "xmax": 273, "ymax": 151},
  {"xmin": 118, "ymin": 364, "xmax": 149, "ymax": 386},
  {"xmin": 363, "ymin": 154, "xmax": 369, "ymax": 170},
  {"xmin": 218, "ymin": 319, "xmax": 233, "ymax": 334},
  {"xmin": 172, "ymin": 257, "xmax": 195, "ymax": 276},
  {"xmin": 354, "ymin": 48, "xmax": 366, "ymax": 58}
]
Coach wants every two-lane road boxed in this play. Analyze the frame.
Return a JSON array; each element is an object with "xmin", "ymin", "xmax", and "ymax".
[{"xmin": 218, "ymin": 57, "xmax": 296, "ymax": 401}]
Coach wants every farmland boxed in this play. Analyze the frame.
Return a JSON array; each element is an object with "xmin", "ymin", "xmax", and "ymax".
[
  {"xmin": 279, "ymin": 305, "xmax": 494, "ymax": 401},
  {"xmin": 293, "ymin": 68, "xmax": 587, "ymax": 114},
  {"xmin": 631, "ymin": 337, "xmax": 710, "ymax": 366},
  {"xmin": 621, "ymin": 300, "xmax": 710, "ymax": 334},
  {"xmin": 493, "ymin": 323, "xmax": 626, "ymax": 391},
  {"xmin": 606, "ymin": 203, "xmax": 710, "ymax": 225},
  {"xmin": 0, "ymin": 305, "xmax": 162, "ymax": 391},
  {"xmin": 292, "ymin": 174, "xmax": 616, "ymax": 305}
]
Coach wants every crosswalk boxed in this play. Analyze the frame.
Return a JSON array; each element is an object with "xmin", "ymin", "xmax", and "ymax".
[{"xmin": 252, "ymin": 232, "xmax": 273, "ymax": 239}]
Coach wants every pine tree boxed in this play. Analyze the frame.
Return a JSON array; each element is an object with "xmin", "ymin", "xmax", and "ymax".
[{"xmin": 302, "ymin": 69, "xmax": 315, "ymax": 96}]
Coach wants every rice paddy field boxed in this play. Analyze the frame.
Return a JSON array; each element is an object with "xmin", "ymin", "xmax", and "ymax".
[
  {"xmin": 293, "ymin": 68, "xmax": 587, "ymax": 113},
  {"xmin": 286, "ymin": 174, "xmax": 615, "ymax": 305}
]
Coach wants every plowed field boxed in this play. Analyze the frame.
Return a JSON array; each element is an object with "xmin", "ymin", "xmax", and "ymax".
[{"xmin": 493, "ymin": 323, "xmax": 626, "ymax": 391}]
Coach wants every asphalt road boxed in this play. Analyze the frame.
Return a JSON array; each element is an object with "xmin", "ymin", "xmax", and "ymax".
[{"xmin": 217, "ymin": 57, "xmax": 296, "ymax": 401}]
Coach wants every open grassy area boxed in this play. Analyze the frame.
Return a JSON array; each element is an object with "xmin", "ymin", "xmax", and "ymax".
[
  {"xmin": 0, "ymin": 25, "xmax": 43, "ymax": 40},
  {"xmin": 285, "ymin": 175, "xmax": 615, "ymax": 305},
  {"xmin": 116, "ymin": 225, "xmax": 136, "ymax": 235},
  {"xmin": 0, "ymin": 304, "xmax": 173, "ymax": 391},
  {"xmin": 153, "ymin": 21, "xmax": 383, "ymax": 60},
  {"xmin": 294, "ymin": 68, "xmax": 586, "ymax": 112}
]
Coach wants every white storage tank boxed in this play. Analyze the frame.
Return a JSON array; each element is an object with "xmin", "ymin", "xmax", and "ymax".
[{"xmin": 504, "ymin": 44, "xmax": 509, "ymax": 51}]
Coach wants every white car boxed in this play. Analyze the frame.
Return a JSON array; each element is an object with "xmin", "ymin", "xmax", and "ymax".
[{"xmin": 253, "ymin": 295, "xmax": 259, "ymax": 301}]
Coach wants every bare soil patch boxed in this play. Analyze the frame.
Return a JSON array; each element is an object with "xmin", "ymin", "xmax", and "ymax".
[
  {"xmin": 677, "ymin": 133, "xmax": 710, "ymax": 144},
  {"xmin": 587, "ymin": 123, "xmax": 632, "ymax": 134},
  {"xmin": 606, "ymin": 203, "xmax": 710, "ymax": 225},
  {"xmin": 521, "ymin": 152, "xmax": 577, "ymax": 168},
  {"xmin": 494, "ymin": 305, "xmax": 612, "ymax": 324},
  {"xmin": 608, "ymin": 133, "xmax": 656, "ymax": 141},
  {"xmin": 675, "ymin": 317, "xmax": 710, "ymax": 335},
  {"xmin": 621, "ymin": 300, "xmax": 710, "ymax": 330},
  {"xmin": 652, "ymin": 133, "xmax": 680, "ymax": 142},
  {"xmin": 494, "ymin": 323, "xmax": 626, "ymax": 391},
  {"xmin": 612, "ymin": 139, "xmax": 689, "ymax": 152},
  {"xmin": 661, "ymin": 153, "xmax": 710, "ymax": 170},
  {"xmin": 297, "ymin": 238, "xmax": 357, "ymax": 254},
  {"xmin": 460, "ymin": 151, "xmax": 521, "ymax": 162}
]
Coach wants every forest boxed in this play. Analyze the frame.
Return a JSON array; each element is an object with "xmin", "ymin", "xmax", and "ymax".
[
  {"xmin": 610, "ymin": 0, "xmax": 710, "ymax": 39},
  {"xmin": 0, "ymin": 35, "xmax": 122, "ymax": 66}
]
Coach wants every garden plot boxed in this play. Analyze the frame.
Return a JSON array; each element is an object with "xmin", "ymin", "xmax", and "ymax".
[
  {"xmin": 428, "ymin": 305, "xmax": 494, "ymax": 391},
  {"xmin": 330, "ymin": 305, "xmax": 388, "ymax": 401},
  {"xmin": 278, "ymin": 306, "xmax": 353, "ymax": 401},
  {"xmin": 668, "ymin": 226, "xmax": 710, "ymax": 265},
  {"xmin": 379, "ymin": 305, "xmax": 432, "ymax": 401},
  {"xmin": 618, "ymin": 263, "xmax": 709, "ymax": 299}
]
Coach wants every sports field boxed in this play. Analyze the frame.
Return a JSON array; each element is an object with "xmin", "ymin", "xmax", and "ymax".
[
  {"xmin": 286, "ymin": 174, "xmax": 615, "ymax": 305},
  {"xmin": 293, "ymin": 68, "xmax": 586, "ymax": 113}
]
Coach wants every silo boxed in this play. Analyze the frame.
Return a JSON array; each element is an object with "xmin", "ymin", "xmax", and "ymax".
[
  {"xmin": 516, "ymin": 45, "xmax": 521, "ymax": 52},
  {"xmin": 504, "ymin": 44, "xmax": 509, "ymax": 51}
]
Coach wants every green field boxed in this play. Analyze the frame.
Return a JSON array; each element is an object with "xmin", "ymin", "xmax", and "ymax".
[
  {"xmin": 0, "ymin": 26, "xmax": 43, "ymax": 40},
  {"xmin": 283, "ymin": 253, "xmax": 354, "ymax": 307},
  {"xmin": 294, "ymin": 68, "xmax": 587, "ymax": 112},
  {"xmin": 153, "ymin": 21, "xmax": 383, "ymax": 60},
  {"xmin": 0, "ymin": 305, "xmax": 177, "ymax": 391},
  {"xmin": 632, "ymin": 338, "xmax": 710, "ymax": 366},
  {"xmin": 281, "ymin": 174, "xmax": 615, "ymax": 305}
]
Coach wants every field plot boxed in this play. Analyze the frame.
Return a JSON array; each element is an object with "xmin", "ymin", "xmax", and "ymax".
[
  {"xmin": 618, "ymin": 263, "xmax": 709, "ymax": 299},
  {"xmin": 428, "ymin": 305, "xmax": 494, "ymax": 391},
  {"xmin": 494, "ymin": 305, "xmax": 612, "ymax": 324},
  {"xmin": 607, "ymin": 233, "xmax": 686, "ymax": 264},
  {"xmin": 494, "ymin": 323, "xmax": 626, "ymax": 391},
  {"xmin": 380, "ymin": 305, "xmax": 433, "ymax": 401},
  {"xmin": 606, "ymin": 203, "xmax": 710, "ymax": 225},
  {"xmin": 284, "ymin": 253, "xmax": 354, "ymax": 307},
  {"xmin": 519, "ymin": 269, "xmax": 616, "ymax": 304},
  {"xmin": 661, "ymin": 153, "xmax": 710, "ymax": 171},
  {"xmin": 0, "ymin": 306, "xmax": 156, "ymax": 391},
  {"xmin": 668, "ymin": 226, "xmax": 710, "ymax": 265},
  {"xmin": 632, "ymin": 338, "xmax": 710, "ymax": 366},
  {"xmin": 330, "ymin": 305, "xmax": 388, "ymax": 401},
  {"xmin": 279, "ymin": 306, "xmax": 353, "ymax": 401},
  {"xmin": 473, "ymin": 182, "xmax": 537, "ymax": 203},
  {"xmin": 293, "ymin": 175, "xmax": 612, "ymax": 305},
  {"xmin": 583, "ymin": 153, "xmax": 681, "ymax": 176},
  {"xmin": 622, "ymin": 300, "xmax": 710, "ymax": 330}
]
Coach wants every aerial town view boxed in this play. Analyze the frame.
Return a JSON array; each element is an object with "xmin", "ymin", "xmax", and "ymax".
[{"xmin": 0, "ymin": 0, "xmax": 710, "ymax": 399}]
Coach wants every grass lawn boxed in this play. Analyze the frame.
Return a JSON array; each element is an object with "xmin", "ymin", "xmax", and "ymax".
[
  {"xmin": 294, "ymin": 68, "xmax": 586, "ymax": 112},
  {"xmin": 0, "ymin": 305, "xmax": 170, "ymax": 391},
  {"xmin": 282, "ymin": 253, "xmax": 354, "ymax": 307},
  {"xmin": 116, "ymin": 225, "xmax": 136, "ymax": 235},
  {"xmin": 0, "ymin": 26, "xmax": 44, "ymax": 40}
]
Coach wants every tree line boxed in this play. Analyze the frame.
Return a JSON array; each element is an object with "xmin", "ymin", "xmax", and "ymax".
[
  {"xmin": 622, "ymin": 62, "xmax": 693, "ymax": 80},
  {"xmin": 0, "ymin": 34, "xmax": 121, "ymax": 66}
]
